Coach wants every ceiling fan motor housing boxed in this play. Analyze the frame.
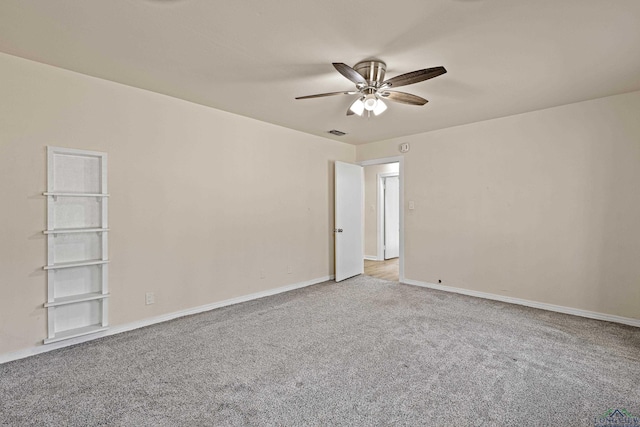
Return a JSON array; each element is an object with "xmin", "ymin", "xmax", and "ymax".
[{"xmin": 354, "ymin": 60, "xmax": 386, "ymax": 85}]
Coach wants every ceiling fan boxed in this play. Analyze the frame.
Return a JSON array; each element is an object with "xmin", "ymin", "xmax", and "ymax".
[{"xmin": 295, "ymin": 60, "xmax": 446, "ymax": 117}]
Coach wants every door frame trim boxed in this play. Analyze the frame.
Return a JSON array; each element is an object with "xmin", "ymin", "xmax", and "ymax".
[
  {"xmin": 358, "ymin": 156, "xmax": 405, "ymax": 282},
  {"xmin": 378, "ymin": 172, "xmax": 399, "ymax": 261}
]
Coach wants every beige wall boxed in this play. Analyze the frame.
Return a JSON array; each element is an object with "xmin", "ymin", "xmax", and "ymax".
[
  {"xmin": 358, "ymin": 90, "xmax": 640, "ymax": 320},
  {"xmin": 363, "ymin": 163, "xmax": 399, "ymax": 259},
  {"xmin": 0, "ymin": 53, "xmax": 355, "ymax": 355}
]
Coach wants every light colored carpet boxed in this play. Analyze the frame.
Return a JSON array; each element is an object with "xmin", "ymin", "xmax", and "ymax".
[{"xmin": 1, "ymin": 275, "xmax": 639, "ymax": 426}]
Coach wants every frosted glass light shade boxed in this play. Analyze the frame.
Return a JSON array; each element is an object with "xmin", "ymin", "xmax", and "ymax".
[
  {"xmin": 349, "ymin": 98, "xmax": 365, "ymax": 116},
  {"xmin": 373, "ymin": 99, "xmax": 387, "ymax": 116},
  {"xmin": 363, "ymin": 94, "xmax": 378, "ymax": 111}
]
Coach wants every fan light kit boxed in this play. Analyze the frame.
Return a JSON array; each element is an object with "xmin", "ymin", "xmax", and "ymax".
[{"xmin": 296, "ymin": 60, "xmax": 447, "ymax": 118}]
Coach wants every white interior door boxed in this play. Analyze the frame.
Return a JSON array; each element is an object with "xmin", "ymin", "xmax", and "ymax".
[
  {"xmin": 384, "ymin": 176, "xmax": 400, "ymax": 259},
  {"xmin": 335, "ymin": 161, "xmax": 363, "ymax": 282}
]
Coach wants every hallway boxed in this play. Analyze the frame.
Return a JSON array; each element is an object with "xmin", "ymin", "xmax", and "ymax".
[{"xmin": 364, "ymin": 258, "xmax": 399, "ymax": 281}]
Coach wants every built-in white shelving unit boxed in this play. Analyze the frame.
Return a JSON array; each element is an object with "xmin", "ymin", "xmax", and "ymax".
[{"xmin": 43, "ymin": 146, "xmax": 109, "ymax": 344}]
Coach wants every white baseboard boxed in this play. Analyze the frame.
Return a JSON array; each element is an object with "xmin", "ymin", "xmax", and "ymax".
[
  {"xmin": 364, "ymin": 255, "xmax": 379, "ymax": 261},
  {"xmin": 402, "ymin": 278, "xmax": 640, "ymax": 328},
  {"xmin": 0, "ymin": 275, "xmax": 334, "ymax": 365}
]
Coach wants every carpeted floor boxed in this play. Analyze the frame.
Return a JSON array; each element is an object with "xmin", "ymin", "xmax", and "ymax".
[{"xmin": 1, "ymin": 275, "xmax": 639, "ymax": 426}]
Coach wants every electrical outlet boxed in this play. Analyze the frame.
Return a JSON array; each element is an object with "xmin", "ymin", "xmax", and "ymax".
[
  {"xmin": 287, "ymin": 265, "xmax": 292, "ymax": 274},
  {"xmin": 145, "ymin": 292, "xmax": 155, "ymax": 305},
  {"xmin": 260, "ymin": 270, "xmax": 265, "ymax": 279}
]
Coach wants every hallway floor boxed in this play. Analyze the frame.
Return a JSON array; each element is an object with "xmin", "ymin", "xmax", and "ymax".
[{"xmin": 364, "ymin": 258, "xmax": 399, "ymax": 281}]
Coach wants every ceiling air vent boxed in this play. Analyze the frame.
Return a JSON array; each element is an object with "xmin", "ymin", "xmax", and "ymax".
[{"xmin": 328, "ymin": 129, "xmax": 347, "ymax": 136}]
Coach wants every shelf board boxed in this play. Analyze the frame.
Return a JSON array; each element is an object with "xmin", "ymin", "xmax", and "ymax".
[
  {"xmin": 43, "ymin": 192, "xmax": 109, "ymax": 197},
  {"xmin": 45, "ymin": 292, "xmax": 110, "ymax": 308},
  {"xmin": 44, "ymin": 324, "xmax": 109, "ymax": 344},
  {"xmin": 44, "ymin": 228, "xmax": 109, "ymax": 235},
  {"xmin": 43, "ymin": 259, "xmax": 109, "ymax": 270}
]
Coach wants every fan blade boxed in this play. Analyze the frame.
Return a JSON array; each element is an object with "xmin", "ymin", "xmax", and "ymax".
[
  {"xmin": 295, "ymin": 91, "xmax": 357, "ymax": 100},
  {"xmin": 379, "ymin": 91, "xmax": 428, "ymax": 106},
  {"xmin": 383, "ymin": 66, "xmax": 446, "ymax": 88},
  {"xmin": 333, "ymin": 63, "xmax": 367, "ymax": 85}
]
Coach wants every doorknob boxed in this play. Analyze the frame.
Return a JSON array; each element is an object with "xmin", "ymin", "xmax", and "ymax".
[{"xmin": 334, "ymin": 228, "xmax": 343, "ymax": 233}]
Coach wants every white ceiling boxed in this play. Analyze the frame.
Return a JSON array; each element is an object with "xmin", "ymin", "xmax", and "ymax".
[{"xmin": 1, "ymin": 0, "xmax": 639, "ymax": 145}]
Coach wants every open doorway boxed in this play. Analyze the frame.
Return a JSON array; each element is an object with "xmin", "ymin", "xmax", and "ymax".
[{"xmin": 362, "ymin": 160, "xmax": 400, "ymax": 281}]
